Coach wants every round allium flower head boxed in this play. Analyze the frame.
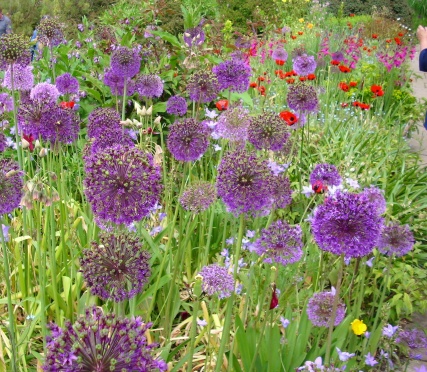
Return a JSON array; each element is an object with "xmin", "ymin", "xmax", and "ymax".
[
  {"xmin": 307, "ymin": 290, "xmax": 346, "ymax": 327},
  {"xmin": 310, "ymin": 163, "xmax": 342, "ymax": 187},
  {"xmin": 103, "ymin": 68, "xmax": 135, "ymax": 96},
  {"xmin": 38, "ymin": 106, "xmax": 80, "ymax": 144},
  {"xmin": 377, "ymin": 223, "xmax": 415, "ymax": 257},
  {"xmin": 253, "ymin": 220, "xmax": 303, "ymax": 266},
  {"xmin": 271, "ymin": 173, "xmax": 292, "ymax": 210},
  {"xmin": 30, "ymin": 83, "xmax": 60, "ymax": 105},
  {"xmin": 361, "ymin": 186, "xmax": 386, "ymax": 215},
  {"xmin": 0, "ymin": 93, "xmax": 13, "ymax": 115},
  {"xmin": 184, "ymin": 26, "xmax": 205, "ymax": 47},
  {"xmin": 167, "ymin": 118, "xmax": 210, "ymax": 161},
  {"xmin": 271, "ymin": 47, "xmax": 288, "ymax": 62},
  {"xmin": 166, "ymin": 95, "xmax": 187, "ymax": 116},
  {"xmin": 198, "ymin": 264, "xmax": 234, "ymax": 298},
  {"xmin": 87, "ymin": 107, "xmax": 121, "ymax": 138},
  {"xmin": 88, "ymin": 127, "xmax": 134, "ymax": 155},
  {"xmin": 37, "ymin": 16, "xmax": 64, "ymax": 47},
  {"xmin": 287, "ymin": 82, "xmax": 318, "ymax": 112},
  {"xmin": 110, "ymin": 46, "xmax": 141, "ymax": 79},
  {"xmin": 331, "ymin": 50, "xmax": 344, "ymax": 62},
  {"xmin": 134, "ymin": 74, "xmax": 163, "ymax": 98},
  {"xmin": 81, "ymin": 231, "xmax": 151, "ymax": 301},
  {"xmin": 216, "ymin": 149, "xmax": 273, "ymax": 216},
  {"xmin": 55, "ymin": 73, "xmax": 79, "ymax": 95},
  {"xmin": 17, "ymin": 101, "xmax": 55, "ymax": 138},
  {"xmin": 0, "ymin": 133, "xmax": 6, "ymax": 152},
  {"xmin": 293, "ymin": 54, "xmax": 317, "ymax": 76},
  {"xmin": 0, "ymin": 159, "xmax": 24, "ymax": 215},
  {"xmin": 180, "ymin": 181, "xmax": 216, "ymax": 213},
  {"xmin": 311, "ymin": 191, "xmax": 383, "ymax": 257},
  {"xmin": 43, "ymin": 307, "xmax": 167, "ymax": 371},
  {"xmin": 212, "ymin": 58, "xmax": 251, "ymax": 93},
  {"xmin": 3, "ymin": 64, "xmax": 34, "ymax": 91},
  {"xmin": 0, "ymin": 33, "xmax": 31, "ymax": 69},
  {"xmin": 83, "ymin": 145, "xmax": 162, "ymax": 225},
  {"xmin": 248, "ymin": 112, "xmax": 290, "ymax": 151},
  {"xmin": 187, "ymin": 71, "xmax": 220, "ymax": 103},
  {"xmin": 214, "ymin": 103, "xmax": 251, "ymax": 142}
]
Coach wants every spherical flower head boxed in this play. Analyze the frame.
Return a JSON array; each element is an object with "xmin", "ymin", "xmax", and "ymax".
[
  {"xmin": 88, "ymin": 127, "xmax": 134, "ymax": 155},
  {"xmin": 198, "ymin": 264, "xmax": 234, "ymax": 298},
  {"xmin": 270, "ymin": 173, "xmax": 292, "ymax": 210},
  {"xmin": 311, "ymin": 191, "xmax": 383, "ymax": 257},
  {"xmin": 0, "ymin": 159, "xmax": 24, "ymax": 215},
  {"xmin": 134, "ymin": 73, "xmax": 163, "ymax": 99},
  {"xmin": 0, "ymin": 34, "xmax": 31, "ymax": 69},
  {"xmin": 81, "ymin": 231, "xmax": 151, "ymax": 302},
  {"xmin": 187, "ymin": 71, "xmax": 220, "ymax": 103},
  {"xmin": 293, "ymin": 54, "xmax": 317, "ymax": 76},
  {"xmin": 377, "ymin": 223, "xmax": 414, "ymax": 257},
  {"xmin": 55, "ymin": 73, "xmax": 79, "ymax": 95},
  {"xmin": 216, "ymin": 149, "xmax": 273, "ymax": 216},
  {"xmin": 0, "ymin": 93, "xmax": 13, "ymax": 115},
  {"xmin": 361, "ymin": 186, "xmax": 386, "ymax": 215},
  {"xmin": 214, "ymin": 103, "xmax": 251, "ymax": 142},
  {"xmin": 253, "ymin": 220, "xmax": 303, "ymax": 266},
  {"xmin": 43, "ymin": 307, "xmax": 167, "ymax": 371},
  {"xmin": 0, "ymin": 133, "xmax": 6, "ymax": 152},
  {"xmin": 83, "ymin": 145, "xmax": 162, "ymax": 225},
  {"xmin": 310, "ymin": 163, "xmax": 342, "ymax": 187},
  {"xmin": 180, "ymin": 181, "xmax": 216, "ymax": 213},
  {"xmin": 30, "ymin": 83, "xmax": 60, "ymax": 105},
  {"xmin": 287, "ymin": 82, "xmax": 318, "ymax": 112},
  {"xmin": 248, "ymin": 112, "xmax": 290, "ymax": 151},
  {"xmin": 167, "ymin": 118, "xmax": 210, "ymax": 161},
  {"xmin": 3, "ymin": 64, "xmax": 33, "ymax": 91},
  {"xmin": 18, "ymin": 101, "xmax": 55, "ymax": 138},
  {"xmin": 184, "ymin": 26, "xmax": 205, "ymax": 47},
  {"xmin": 37, "ymin": 16, "xmax": 64, "ymax": 47},
  {"xmin": 38, "ymin": 105, "xmax": 80, "ymax": 144},
  {"xmin": 87, "ymin": 107, "xmax": 121, "ymax": 138},
  {"xmin": 110, "ymin": 46, "xmax": 141, "ymax": 79},
  {"xmin": 307, "ymin": 290, "xmax": 346, "ymax": 327},
  {"xmin": 212, "ymin": 58, "xmax": 251, "ymax": 93},
  {"xmin": 166, "ymin": 95, "xmax": 188, "ymax": 116},
  {"xmin": 103, "ymin": 68, "xmax": 135, "ymax": 96},
  {"xmin": 351, "ymin": 319, "xmax": 368, "ymax": 335},
  {"xmin": 271, "ymin": 47, "xmax": 288, "ymax": 62}
]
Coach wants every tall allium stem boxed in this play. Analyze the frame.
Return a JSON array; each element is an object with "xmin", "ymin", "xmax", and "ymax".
[
  {"xmin": 215, "ymin": 214, "xmax": 245, "ymax": 372},
  {"xmin": 187, "ymin": 299, "xmax": 201, "ymax": 372},
  {"xmin": 49, "ymin": 46, "xmax": 56, "ymax": 82},
  {"xmin": 121, "ymin": 79, "xmax": 128, "ymax": 122},
  {"xmin": 10, "ymin": 65, "xmax": 23, "ymax": 169},
  {"xmin": 299, "ymin": 122, "xmax": 305, "ymax": 192},
  {"xmin": 0, "ymin": 217, "xmax": 18, "ymax": 372},
  {"xmin": 325, "ymin": 254, "xmax": 345, "ymax": 365}
]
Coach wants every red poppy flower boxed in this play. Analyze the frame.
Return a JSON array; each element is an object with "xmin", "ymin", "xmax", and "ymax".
[
  {"xmin": 258, "ymin": 76, "xmax": 265, "ymax": 82},
  {"xmin": 386, "ymin": 39, "xmax": 392, "ymax": 43},
  {"xmin": 370, "ymin": 85, "xmax": 383, "ymax": 96},
  {"xmin": 269, "ymin": 284, "xmax": 279, "ymax": 310},
  {"xmin": 372, "ymin": 34, "xmax": 378, "ymax": 39},
  {"xmin": 398, "ymin": 32, "xmax": 404, "ymax": 37},
  {"xmin": 22, "ymin": 133, "xmax": 35, "ymax": 152},
  {"xmin": 331, "ymin": 60, "xmax": 340, "ymax": 66},
  {"xmin": 312, "ymin": 180, "xmax": 327, "ymax": 194},
  {"xmin": 258, "ymin": 86, "xmax": 266, "ymax": 95},
  {"xmin": 339, "ymin": 82, "xmax": 349, "ymax": 92},
  {"xmin": 279, "ymin": 110, "xmax": 298, "ymax": 126},
  {"xmin": 394, "ymin": 37, "xmax": 401, "ymax": 45},
  {"xmin": 298, "ymin": 31, "xmax": 303, "ymax": 35},
  {"xmin": 349, "ymin": 81, "xmax": 357, "ymax": 87},
  {"xmin": 359, "ymin": 103, "xmax": 370, "ymax": 110},
  {"xmin": 275, "ymin": 70, "xmax": 286, "ymax": 79},
  {"xmin": 216, "ymin": 99, "xmax": 229, "ymax": 111},
  {"xmin": 338, "ymin": 64, "xmax": 351, "ymax": 73},
  {"xmin": 349, "ymin": 13, "xmax": 355, "ymax": 17},
  {"xmin": 307, "ymin": 73, "xmax": 316, "ymax": 80},
  {"xmin": 291, "ymin": 35, "xmax": 297, "ymax": 40},
  {"xmin": 250, "ymin": 82, "xmax": 258, "ymax": 88},
  {"xmin": 60, "ymin": 101, "xmax": 75, "ymax": 109},
  {"xmin": 299, "ymin": 76, "xmax": 307, "ymax": 82},
  {"xmin": 275, "ymin": 59, "xmax": 285, "ymax": 66},
  {"xmin": 341, "ymin": 102, "xmax": 349, "ymax": 108},
  {"xmin": 286, "ymin": 78, "xmax": 295, "ymax": 84}
]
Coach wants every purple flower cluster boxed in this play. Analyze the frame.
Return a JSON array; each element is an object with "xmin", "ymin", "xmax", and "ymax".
[
  {"xmin": 87, "ymin": 127, "xmax": 134, "ymax": 155},
  {"xmin": 110, "ymin": 46, "xmax": 141, "ymax": 78},
  {"xmin": 0, "ymin": 132, "xmax": 6, "ymax": 152},
  {"xmin": 134, "ymin": 74, "xmax": 163, "ymax": 98},
  {"xmin": 0, "ymin": 159, "xmax": 23, "ymax": 215},
  {"xmin": 0, "ymin": 93, "xmax": 13, "ymax": 114},
  {"xmin": 37, "ymin": 16, "xmax": 64, "ymax": 47},
  {"xmin": 307, "ymin": 290, "xmax": 346, "ymax": 327},
  {"xmin": 83, "ymin": 145, "xmax": 162, "ymax": 225},
  {"xmin": 30, "ymin": 83, "xmax": 60, "ymax": 105},
  {"xmin": 293, "ymin": 54, "xmax": 317, "ymax": 76},
  {"xmin": 167, "ymin": 118, "xmax": 210, "ymax": 161},
  {"xmin": 103, "ymin": 68, "xmax": 135, "ymax": 96},
  {"xmin": 248, "ymin": 112, "xmax": 290, "ymax": 151},
  {"xmin": 214, "ymin": 103, "xmax": 251, "ymax": 142},
  {"xmin": 81, "ymin": 231, "xmax": 151, "ymax": 302},
  {"xmin": 271, "ymin": 47, "xmax": 288, "ymax": 62},
  {"xmin": 2, "ymin": 65, "xmax": 33, "ymax": 91},
  {"xmin": 396, "ymin": 328, "xmax": 427, "ymax": 349},
  {"xmin": 213, "ymin": 58, "xmax": 251, "ymax": 93},
  {"xmin": 187, "ymin": 71, "xmax": 220, "ymax": 103},
  {"xmin": 287, "ymin": 82, "xmax": 318, "ymax": 113},
  {"xmin": 87, "ymin": 107, "xmax": 121, "ymax": 138},
  {"xmin": 199, "ymin": 264, "xmax": 234, "ymax": 299},
  {"xmin": 310, "ymin": 163, "xmax": 342, "ymax": 187},
  {"xmin": 270, "ymin": 173, "xmax": 293, "ymax": 210},
  {"xmin": 0, "ymin": 33, "xmax": 31, "ymax": 69},
  {"xmin": 166, "ymin": 95, "xmax": 187, "ymax": 116},
  {"xmin": 43, "ymin": 307, "xmax": 167, "ymax": 371},
  {"xmin": 184, "ymin": 26, "xmax": 205, "ymax": 47},
  {"xmin": 55, "ymin": 73, "xmax": 79, "ymax": 95},
  {"xmin": 377, "ymin": 223, "xmax": 414, "ymax": 257},
  {"xmin": 311, "ymin": 191, "xmax": 383, "ymax": 257},
  {"xmin": 253, "ymin": 220, "xmax": 303, "ymax": 266},
  {"xmin": 362, "ymin": 186, "xmax": 386, "ymax": 215},
  {"xmin": 180, "ymin": 181, "xmax": 216, "ymax": 213}
]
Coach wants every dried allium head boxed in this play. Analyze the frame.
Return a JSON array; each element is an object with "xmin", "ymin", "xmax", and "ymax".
[
  {"xmin": 0, "ymin": 33, "xmax": 31, "ymax": 69},
  {"xmin": 214, "ymin": 103, "xmax": 251, "ymax": 142},
  {"xmin": 186, "ymin": 71, "xmax": 220, "ymax": 103},
  {"xmin": 212, "ymin": 58, "xmax": 251, "ymax": 93},
  {"xmin": 199, "ymin": 264, "xmax": 234, "ymax": 299},
  {"xmin": 307, "ymin": 291, "xmax": 346, "ymax": 327},
  {"xmin": 248, "ymin": 112, "xmax": 290, "ymax": 151},
  {"xmin": 310, "ymin": 163, "xmax": 342, "ymax": 187},
  {"xmin": 377, "ymin": 223, "xmax": 415, "ymax": 257},
  {"xmin": 287, "ymin": 82, "xmax": 318, "ymax": 113},
  {"xmin": 87, "ymin": 107, "xmax": 121, "ymax": 138},
  {"xmin": 180, "ymin": 181, "xmax": 216, "ymax": 213},
  {"xmin": 0, "ymin": 159, "xmax": 24, "ymax": 215},
  {"xmin": 110, "ymin": 46, "xmax": 141, "ymax": 79},
  {"xmin": 134, "ymin": 74, "xmax": 163, "ymax": 98},
  {"xmin": 37, "ymin": 17, "xmax": 64, "ymax": 47}
]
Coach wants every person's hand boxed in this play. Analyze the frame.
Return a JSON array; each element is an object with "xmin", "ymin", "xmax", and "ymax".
[{"xmin": 417, "ymin": 25, "xmax": 427, "ymax": 50}]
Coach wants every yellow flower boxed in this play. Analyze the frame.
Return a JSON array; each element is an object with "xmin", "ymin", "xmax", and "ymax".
[
  {"xmin": 351, "ymin": 319, "xmax": 367, "ymax": 335},
  {"xmin": 299, "ymin": 18, "xmax": 304, "ymax": 23},
  {"xmin": 307, "ymin": 23, "xmax": 314, "ymax": 29}
]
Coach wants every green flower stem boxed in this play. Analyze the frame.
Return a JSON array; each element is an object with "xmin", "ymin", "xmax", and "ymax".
[
  {"xmin": 121, "ymin": 79, "xmax": 128, "ymax": 122},
  {"xmin": 38, "ymin": 202, "xmax": 48, "ymax": 348},
  {"xmin": 10, "ymin": 65, "xmax": 23, "ymax": 170},
  {"xmin": 187, "ymin": 299, "xmax": 201, "ymax": 372}
]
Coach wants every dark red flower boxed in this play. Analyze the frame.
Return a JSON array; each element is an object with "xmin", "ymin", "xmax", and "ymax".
[
  {"xmin": 216, "ymin": 99, "xmax": 229, "ymax": 111},
  {"xmin": 339, "ymin": 64, "xmax": 351, "ymax": 73},
  {"xmin": 299, "ymin": 76, "xmax": 307, "ymax": 82},
  {"xmin": 331, "ymin": 60, "xmax": 340, "ymax": 66},
  {"xmin": 291, "ymin": 35, "xmax": 297, "ymax": 40},
  {"xmin": 394, "ymin": 37, "xmax": 401, "ymax": 45},
  {"xmin": 23, "ymin": 133, "xmax": 35, "ymax": 152},
  {"xmin": 286, "ymin": 78, "xmax": 295, "ymax": 84},
  {"xmin": 349, "ymin": 81, "xmax": 357, "ymax": 87},
  {"xmin": 312, "ymin": 180, "xmax": 327, "ymax": 194},
  {"xmin": 298, "ymin": 31, "xmax": 303, "ymax": 35},
  {"xmin": 269, "ymin": 284, "xmax": 279, "ymax": 310},
  {"xmin": 372, "ymin": 34, "xmax": 378, "ymax": 39},
  {"xmin": 257, "ymin": 86, "xmax": 266, "ymax": 96},
  {"xmin": 371, "ymin": 85, "xmax": 384, "ymax": 96},
  {"xmin": 250, "ymin": 82, "xmax": 258, "ymax": 88}
]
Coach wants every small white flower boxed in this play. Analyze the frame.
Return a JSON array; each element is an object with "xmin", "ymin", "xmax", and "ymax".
[{"xmin": 205, "ymin": 107, "xmax": 218, "ymax": 119}]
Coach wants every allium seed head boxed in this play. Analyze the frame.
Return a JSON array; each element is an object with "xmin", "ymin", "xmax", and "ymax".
[
  {"xmin": 187, "ymin": 71, "xmax": 220, "ymax": 103},
  {"xmin": 0, "ymin": 33, "xmax": 31, "ymax": 69},
  {"xmin": 180, "ymin": 181, "xmax": 216, "ymax": 213},
  {"xmin": 110, "ymin": 46, "xmax": 141, "ymax": 79},
  {"xmin": 307, "ymin": 290, "xmax": 346, "ymax": 327},
  {"xmin": 213, "ymin": 58, "xmax": 251, "ymax": 93},
  {"xmin": 248, "ymin": 112, "xmax": 290, "ymax": 151},
  {"xmin": 377, "ymin": 223, "xmax": 415, "ymax": 257},
  {"xmin": 287, "ymin": 82, "xmax": 318, "ymax": 113}
]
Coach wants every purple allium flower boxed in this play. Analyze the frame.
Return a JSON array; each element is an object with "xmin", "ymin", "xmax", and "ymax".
[
  {"xmin": 3, "ymin": 65, "xmax": 33, "ymax": 91},
  {"xmin": 134, "ymin": 74, "xmax": 163, "ymax": 98},
  {"xmin": 382, "ymin": 324, "xmax": 399, "ymax": 338},
  {"xmin": 43, "ymin": 307, "xmax": 167, "ymax": 371},
  {"xmin": 271, "ymin": 47, "xmax": 288, "ymax": 62},
  {"xmin": 167, "ymin": 118, "xmax": 210, "ymax": 161},
  {"xmin": 80, "ymin": 231, "xmax": 151, "ymax": 302},
  {"xmin": 311, "ymin": 191, "xmax": 383, "ymax": 257},
  {"xmin": 336, "ymin": 347, "xmax": 355, "ymax": 362},
  {"xmin": 0, "ymin": 34, "xmax": 31, "ymax": 69},
  {"xmin": 307, "ymin": 290, "xmax": 346, "ymax": 327},
  {"xmin": 87, "ymin": 107, "xmax": 121, "ymax": 138},
  {"xmin": 253, "ymin": 220, "xmax": 303, "ymax": 266},
  {"xmin": 38, "ymin": 105, "xmax": 80, "ymax": 144},
  {"xmin": 212, "ymin": 58, "xmax": 251, "ymax": 93},
  {"xmin": 216, "ymin": 149, "xmax": 273, "ymax": 216},
  {"xmin": 331, "ymin": 50, "xmax": 344, "ymax": 62},
  {"xmin": 310, "ymin": 163, "xmax": 342, "ymax": 187},
  {"xmin": 37, "ymin": 16, "xmax": 64, "ymax": 47},
  {"xmin": 110, "ymin": 46, "xmax": 141, "ymax": 79},
  {"xmin": 287, "ymin": 82, "xmax": 318, "ymax": 113},
  {"xmin": 248, "ymin": 112, "xmax": 290, "ymax": 151},
  {"xmin": 214, "ymin": 103, "xmax": 251, "ymax": 142},
  {"xmin": 397, "ymin": 328, "xmax": 427, "ymax": 349},
  {"xmin": 83, "ymin": 145, "xmax": 162, "ymax": 225},
  {"xmin": 87, "ymin": 127, "xmax": 134, "ymax": 155},
  {"xmin": 0, "ymin": 159, "xmax": 24, "ymax": 215},
  {"xmin": 361, "ymin": 186, "xmax": 386, "ymax": 215},
  {"xmin": 270, "ymin": 173, "xmax": 292, "ymax": 210},
  {"xmin": 184, "ymin": 26, "xmax": 205, "ymax": 47},
  {"xmin": 55, "ymin": 73, "xmax": 79, "ymax": 95},
  {"xmin": 293, "ymin": 54, "xmax": 317, "ymax": 76},
  {"xmin": 198, "ymin": 264, "xmax": 234, "ymax": 299},
  {"xmin": 180, "ymin": 181, "xmax": 216, "ymax": 213},
  {"xmin": 103, "ymin": 68, "xmax": 135, "ymax": 96},
  {"xmin": 0, "ymin": 132, "xmax": 6, "ymax": 152},
  {"xmin": 166, "ymin": 95, "xmax": 187, "ymax": 116},
  {"xmin": 30, "ymin": 83, "xmax": 60, "ymax": 105},
  {"xmin": 377, "ymin": 223, "xmax": 415, "ymax": 257},
  {"xmin": 187, "ymin": 71, "xmax": 220, "ymax": 103},
  {"xmin": 365, "ymin": 352, "xmax": 378, "ymax": 367},
  {"xmin": 0, "ymin": 93, "xmax": 13, "ymax": 114},
  {"xmin": 17, "ymin": 101, "xmax": 55, "ymax": 138}
]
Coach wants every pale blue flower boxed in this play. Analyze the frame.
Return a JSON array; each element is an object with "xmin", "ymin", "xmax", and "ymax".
[{"xmin": 365, "ymin": 352, "xmax": 378, "ymax": 367}]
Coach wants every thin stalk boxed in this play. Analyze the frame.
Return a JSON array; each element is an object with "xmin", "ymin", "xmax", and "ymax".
[
  {"xmin": 121, "ymin": 79, "xmax": 128, "ymax": 122},
  {"xmin": 187, "ymin": 300, "xmax": 201, "ymax": 372}
]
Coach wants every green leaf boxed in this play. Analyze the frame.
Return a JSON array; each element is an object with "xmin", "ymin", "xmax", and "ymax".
[{"xmin": 150, "ymin": 30, "xmax": 182, "ymax": 48}]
